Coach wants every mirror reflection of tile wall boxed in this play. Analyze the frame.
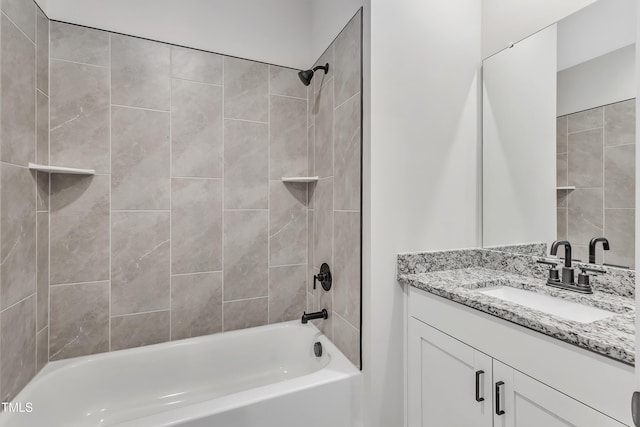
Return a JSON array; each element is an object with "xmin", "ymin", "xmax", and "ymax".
[{"xmin": 556, "ymin": 99, "xmax": 635, "ymax": 268}]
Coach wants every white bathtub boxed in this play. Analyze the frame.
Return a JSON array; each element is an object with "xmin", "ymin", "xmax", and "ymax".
[{"xmin": 0, "ymin": 321, "xmax": 362, "ymax": 427}]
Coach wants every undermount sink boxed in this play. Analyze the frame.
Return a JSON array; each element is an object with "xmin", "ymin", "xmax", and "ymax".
[{"xmin": 477, "ymin": 286, "xmax": 615, "ymax": 324}]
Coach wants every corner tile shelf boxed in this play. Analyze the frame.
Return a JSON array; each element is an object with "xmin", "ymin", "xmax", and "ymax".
[
  {"xmin": 28, "ymin": 163, "xmax": 95, "ymax": 175},
  {"xmin": 281, "ymin": 176, "xmax": 319, "ymax": 183},
  {"xmin": 556, "ymin": 186, "xmax": 576, "ymax": 190}
]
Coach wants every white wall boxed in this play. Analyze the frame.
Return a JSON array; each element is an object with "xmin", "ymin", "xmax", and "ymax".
[
  {"xmin": 483, "ymin": 25, "xmax": 557, "ymax": 248},
  {"xmin": 364, "ymin": 0, "xmax": 481, "ymax": 426},
  {"xmin": 310, "ymin": 0, "xmax": 363, "ymax": 62},
  {"xmin": 482, "ymin": 0, "xmax": 595, "ymax": 59},
  {"xmin": 558, "ymin": 44, "xmax": 636, "ymax": 116},
  {"xmin": 43, "ymin": 0, "xmax": 313, "ymax": 69}
]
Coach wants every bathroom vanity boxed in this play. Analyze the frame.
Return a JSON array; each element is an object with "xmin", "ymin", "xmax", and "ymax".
[{"xmin": 398, "ymin": 248, "xmax": 635, "ymax": 426}]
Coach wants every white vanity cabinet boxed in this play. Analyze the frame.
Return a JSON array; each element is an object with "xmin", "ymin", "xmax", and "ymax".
[{"xmin": 408, "ymin": 287, "xmax": 634, "ymax": 426}]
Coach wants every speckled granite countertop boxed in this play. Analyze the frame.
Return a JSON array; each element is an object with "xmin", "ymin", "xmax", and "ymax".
[{"xmin": 398, "ymin": 262, "xmax": 635, "ymax": 365}]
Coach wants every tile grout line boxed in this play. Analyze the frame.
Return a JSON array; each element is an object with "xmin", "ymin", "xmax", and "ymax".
[
  {"xmin": 267, "ymin": 64, "xmax": 271, "ymax": 325},
  {"xmin": 1, "ymin": 10, "xmax": 35, "ymax": 46},
  {"xmin": 50, "ymin": 57, "xmax": 108, "ymax": 69},
  {"xmin": 34, "ymin": 7, "xmax": 40, "ymax": 375},
  {"xmin": 108, "ymin": 32, "xmax": 112, "ymax": 352},
  {"xmin": 221, "ymin": 56, "xmax": 225, "ymax": 332},
  {"xmin": 169, "ymin": 46, "xmax": 173, "ymax": 341},
  {"xmin": 47, "ymin": 12, "xmax": 51, "ymax": 365}
]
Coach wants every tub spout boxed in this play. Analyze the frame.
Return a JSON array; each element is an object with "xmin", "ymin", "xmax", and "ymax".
[{"xmin": 301, "ymin": 309, "xmax": 328, "ymax": 324}]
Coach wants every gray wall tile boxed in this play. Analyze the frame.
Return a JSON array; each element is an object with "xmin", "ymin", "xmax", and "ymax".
[
  {"xmin": 50, "ymin": 60, "xmax": 109, "ymax": 173},
  {"xmin": 333, "ymin": 314, "xmax": 359, "ymax": 367},
  {"xmin": 171, "ymin": 46, "xmax": 222, "ymax": 85},
  {"xmin": 36, "ymin": 327, "xmax": 47, "ymax": 372},
  {"xmin": 111, "ymin": 311, "xmax": 170, "ymax": 350},
  {"xmin": 333, "ymin": 211, "xmax": 360, "ymax": 327},
  {"xmin": 111, "ymin": 212, "xmax": 170, "ymax": 315},
  {"xmin": 172, "ymin": 79, "xmax": 223, "ymax": 178},
  {"xmin": 223, "ymin": 297, "xmax": 268, "ymax": 332},
  {"xmin": 270, "ymin": 95, "xmax": 307, "ymax": 179},
  {"xmin": 308, "ymin": 125, "xmax": 315, "ymax": 179},
  {"xmin": 557, "ymin": 116, "xmax": 567, "ymax": 154},
  {"xmin": 1, "ymin": 14, "xmax": 35, "ymax": 166},
  {"xmin": 567, "ymin": 188, "xmax": 603, "ymax": 245},
  {"xmin": 605, "ymin": 144, "xmax": 635, "ymax": 209},
  {"xmin": 604, "ymin": 209, "xmax": 635, "ymax": 269},
  {"xmin": 556, "ymin": 153, "xmax": 567, "ymax": 187},
  {"xmin": 111, "ymin": 34, "xmax": 170, "ymax": 110},
  {"xmin": 268, "ymin": 265, "xmax": 306, "ymax": 323},
  {"xmin": 269, "ymin": 182, "xmax": 307, "ymax": 266},
  {"xmin": 557, "ymin": 208, "xmax": 567, "ymax": 241},
  {"xmin": 270, "ymin": 65, "xmax": 307, "ymax": 99},
  {"xmin": 36, "ymin": 9, "xmax": 48, "ymax": 94},
  {"xmin": 36, "ymin": 90, "xmax": 49, "ymax": 166},
  {"xmin": 313, "ymin": 46, "xmax": 333, "ymax": 94},
  {"xmin": 50, "ymin": 22, "xmax": 109, "ymax": 66},
  {"xmin": 1, "ymin": 163, "xmax": 36, "ymax": 309},
  {"xmin": 1, "ymin": 0, "xmax": 35, "ymax": 42},
  {"xmin": 313, "ymin": 178, "xmax": 333, "ymax": 268},
  {"xmin": 111, "ymin": 106, "xmax": 170, "ymax": 210},
  {"xmin": 334, "ymin": 12, "xmax": 361, "ymax": 106},
  {"xmin": 224, "ymin": 119, "xmax": 268, "ymax": 209},
  {"xmin": 36, "ymin": 212, "xmax": 48, "ymax": 331},
  {"xmin": 49, "ymin": 281, "xmax": 109, "ymax": 360},
  {"xmin": 334, "ymin": 94, "xmax": 361, "ymax": 210},
  {"xmin": 314, "ymin": 79, "xmax": 334, "ymax": 178},
  {"xmin": 605, "ymin": 99, "xmax": 635, "ymax": 146},
  {"xmin": 568, "ymin": 107, "xmax": 603, "ymax": 133},
  {"xmin": 224, "ymin": 210, "xmax": 268, "ymax": 300},
  {"xmin": 568, "ymin": 128, "xmax": 603, "ymax": 188},
  {"xmin": 171, "ymin": 272, "xmax": 222, "ymax": 340},
  {"xmin": 171, "ymin": 178, "xmax": 222, "ymax": 274},
  {"xmin": 50, "ymin": 175, "xmax": 109, "ymax": 284},
  {"xmin": 0, "ymin": 295, "xmax": 36, "ymax": 402},
  {"xmin": 224, "ymin": 56, "xmax": 268, "ymax": 121}
]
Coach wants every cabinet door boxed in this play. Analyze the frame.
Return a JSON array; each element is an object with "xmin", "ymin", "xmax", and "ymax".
[
  {"xmin": 492, "ymin": 360, "xmax": 626, "ymax": 427},
  {"xmin": 408, "ymin": 317, "xmax": 493, "ymax": 427}
]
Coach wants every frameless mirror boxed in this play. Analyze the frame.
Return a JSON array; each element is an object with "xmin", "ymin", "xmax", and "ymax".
[{"xmin": 482, "ymin": 0, "xmax": 636, "ymax": 268}]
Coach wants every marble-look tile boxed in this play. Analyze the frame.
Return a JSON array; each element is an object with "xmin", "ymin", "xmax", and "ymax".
[
  {"xmin": 36, "ymin": 90, "xmax": 49, "ymax": 166},
  {"xmin": 604, "ymin": 209, "xmax": 635, "ymax": 269},
  {"xmin": 111, "ymin": 212, "xmax": 170, "ymax": 315},
  {"xmin": 333, "ymin": 212, "xmax": 360, "ymax": 327},
  {"xmin": 314, "ymin": 282, "xmax": 333, "ymax": 339},
  {"xmin": 313, "ymin": 178, "xmax": 333, "ymax": 269},
  {"xmin": 308, "ymin": 124, "xmax": 315, "ymax": 180},
  {"xmin": 307, "ymin": 210, "xmax": 315, "ymax": 290},
  {"xmin": 605, "ymin": 99, "xmax": 635, "ymax": 146},
  {"xmin": 223, "ymin": 297, "xmax": 268, "ymax": 332},
  {"xmin": 1, "ymin": 163, "xmax": 36, "ymax": 309},
  {"xmin": 36, "ymin": 172, "xmax": 49, "ymax": 211},
  {"xmin": 557, "ymin": 188, "xmax": 569, "ymax": 208},
  {"xmin": 111, "ymin": 106, "xmax": 170, "ymax": 210},
  {"xmin": 171, "ymin": 46, "xmax": 222, "ymax": 85},
  {"xmin": 556, "ymin": 116, "xmax": 568, "ymax": 154},
  {"xmin": 269, "ymin": 265, "xmax": 306, "ymax": 323},
  {"xmin": 111, "ymin": 311, "xmax": 170, "ymax": 351},
  {"xmin": 172, "ymin": 79, "xmax": 223, "ymax": 178},
  {"xmin": 36, "ymin": 327, "xmax": 48, "ymax": 372},
  {"xmin": 334, "ymin": 94, "xmax": 361, "ymax": 210},
  {"xmin": 37, "ymin": 212, "xmax": 48, "ymax": 331},
  {"xmin": 567, "ymin": 128, "xmax": 603, "ymax": 188},
  {"xmin": 111, "ymin": 34, "xmax": 170, "ymax": 110},
  {"xmin": 50, "ymin": 59, "xmax": 110, "ymax": 173},
  {"xmin": 307, "ymin": 84, "xmax": 314, "ymax": 128},
  {"xmin": 556, "ymin": 153, "xmax": 567, "ymax": 187},
  {"xmin": 224, "ymin": 210, "xmax": 268, "ymax": 301},
  {"xmin": 50, "ymin": 22, "xmax": 109, "ymax": 66},
  {"xmin": 50, "ymin": 175, "xmax": 109, "ymax": 285},
  {"xmin": 557, "ymin": 208, "xmax": 567, "ymax": 241},
  {"xmin": 270, "ymin": 95, "xmax": 307, "ymax": 179},
  {"xmin": 171, "ymin": 178, "xmax": 222, "ymax": 274},
  {"xmin": 224, "ymin": 119, "xmax": 268, "ymax": 209},
  {"xmin": 567, "ymin": 188, "xmax": 603, "ymax": 246},
  {"xmin": 171, "ymin": 272, "xmax": 222, "ymax": 340},
  {"xmin": 333, "ymin": 314, "xmax": 360, "ymax": 367},
  {"xmin": 313, "ymin": 46, "xmax": 334, "ymax": 94},
  {"xmin": 568, "ymin": 107, "xmax": 603, "ymax": 133},
  {"xmin": 334, "ymin": 12, "xmax": 361, "ymax": 107},
  {"xmin": 314, "ymin": 79, "xmax": 334, "ymax": 178},
  {"xmin": 1, "ymin": 295, "xmax": 36, "ymax": 402},
  {"xmin": 36, "ymin": 9, "xmax": 48, "ymax": 94},
  {"xmin": 1, "ymin": 14, "xmax": 35, "ymax": 166},
  {"xmin": 49, "ymin": 281, "xmax": 109, "ymax": 360},
  {"xmin": 269, "ymin": 182, "xmax": 307, "ymax": 266},
  {"xmin": 605, "ymin": 144, "xmax": 635, "ymax": 209},
  {"xmin": 269, "ymin": 65, "xmax": 307, "ymax": 99},
  {"xmin": 1, "ymin": 0, "xmax": 35, "ymax": 42},
  {"xmin": 223, "ymin": 56, "xmax": 268, "ymax": 121}
]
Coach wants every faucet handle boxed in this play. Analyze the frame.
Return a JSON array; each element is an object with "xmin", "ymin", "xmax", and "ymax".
[
  {"xmin": 537, "ymin": 258, "xmax": 560, "ymax": 282},
  {"xmin": 537, "ymin": 258, "xmax": 560, "ymax": 266},
  {"xmin": 580, "ymin": 265, "xmax": 606, "ymax": 275}
]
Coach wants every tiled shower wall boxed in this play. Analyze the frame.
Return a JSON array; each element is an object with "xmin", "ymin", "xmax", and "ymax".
[
  {"xmin": 556, "ymin": 99, "xmax": 636, "ymax": 268},
  {"xmin": 307, "ymin": 11, "xmax": 362, "ymax": 367},
  {"xmin": 0, "ymin": 0, "xmax": 49, "ymax": 402}
]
